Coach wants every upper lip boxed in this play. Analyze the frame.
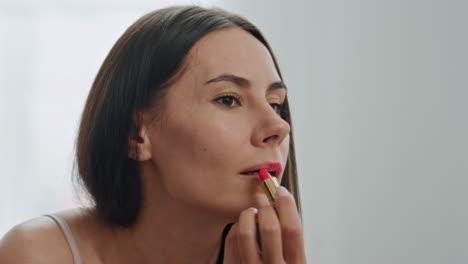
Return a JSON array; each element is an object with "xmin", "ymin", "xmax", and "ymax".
[{"xmin": 240, "ymin": 162, "xmax": 283, "ymax": 177}]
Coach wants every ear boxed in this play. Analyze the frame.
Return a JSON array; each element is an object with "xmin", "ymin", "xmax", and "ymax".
[{"xmin": 128, "ymin": 124, "xmax": 152, "ymax": 161}]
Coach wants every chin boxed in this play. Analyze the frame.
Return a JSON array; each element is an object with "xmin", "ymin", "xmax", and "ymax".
[{"xmin": 210, "ymin": 198, "xmax": 256, "ymax": 220}]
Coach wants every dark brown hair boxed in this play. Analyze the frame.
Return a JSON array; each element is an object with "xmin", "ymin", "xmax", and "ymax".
[{"xmin": 74, "ymin": 5, "xmax": 301, "ymax": 227}]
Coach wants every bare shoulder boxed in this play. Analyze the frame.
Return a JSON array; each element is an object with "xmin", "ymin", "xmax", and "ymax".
[
  {"xmin": 0, "ymin": 214, "xmax": 72, "ymax": 263},
  {"xmin": 0, "ymin": 208, "xmax": 96, "ymax": 264}
]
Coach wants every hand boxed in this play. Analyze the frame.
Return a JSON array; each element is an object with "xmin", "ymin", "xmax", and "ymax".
[{"xmin": 223, "ymin": 186, "xmax": 307, "ymax": 263}]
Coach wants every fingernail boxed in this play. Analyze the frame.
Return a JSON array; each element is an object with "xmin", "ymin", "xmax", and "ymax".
[
  {"xmin": 249, "ymin": 207, "xmax": 258, "ymax": 214},
  {"xmin": 276, "ymin": 186, "xmax": 289, "ymax": 197}
]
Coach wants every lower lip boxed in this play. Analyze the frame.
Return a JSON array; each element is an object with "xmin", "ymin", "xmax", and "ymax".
[{"xmin": 239, "ymin": 173, "xmax": 277, "ymax": 180}]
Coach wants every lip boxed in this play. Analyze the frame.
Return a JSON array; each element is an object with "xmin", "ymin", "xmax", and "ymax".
[{"xmin": 240, "ymin": 162, "xmax": 283, "ymax": 177}]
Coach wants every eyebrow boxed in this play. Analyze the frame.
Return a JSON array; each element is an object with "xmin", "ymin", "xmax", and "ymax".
[{"xmin": 204, "ymin": 73, "xmax": 287, "ymax": 92}]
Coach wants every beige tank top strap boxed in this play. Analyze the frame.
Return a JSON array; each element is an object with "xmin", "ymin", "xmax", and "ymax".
[{"xmin": 45, "ymin": 214, "xmax": 82, "ymax": 264}]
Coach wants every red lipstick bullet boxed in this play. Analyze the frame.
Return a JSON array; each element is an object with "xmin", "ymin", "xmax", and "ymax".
[{"xmin": 258, "ymin": 168, "xmax": 280, "ymax": 205}]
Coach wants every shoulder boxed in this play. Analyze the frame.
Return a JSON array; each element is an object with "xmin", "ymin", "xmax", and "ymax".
[
  {"xmin": 0, "ymin": 208, "xmax": 96, "ymax": 264},
  {"xmin": 0, "ymin": 214, "xmax": 73, "ymax": 263}
]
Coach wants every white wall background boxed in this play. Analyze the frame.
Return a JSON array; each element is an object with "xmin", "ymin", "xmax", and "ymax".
[{"xmin": 1, "ymin": 0, "xmax": 467, "ymax": 263}]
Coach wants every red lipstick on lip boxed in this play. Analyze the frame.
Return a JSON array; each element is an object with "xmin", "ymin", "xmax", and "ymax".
[
  {"xmin": 258, "ymin": 168, "xmax": 280, "ymax": 205},
  {"xmin": 268, "ymin": 163, "xmax": 282, "ymax": 175},
  {"xmin": 240, "ymin": 162, "xmax": 283, "ymax": 177}
]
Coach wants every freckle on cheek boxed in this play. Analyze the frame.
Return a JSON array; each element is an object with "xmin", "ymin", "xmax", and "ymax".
[{"xmin": 202, "ymin": 147, "xmax": 207, "ymax": 152}]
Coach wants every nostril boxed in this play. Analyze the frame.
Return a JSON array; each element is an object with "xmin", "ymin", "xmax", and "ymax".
[{"xmin": 263, "ymin": 135, "xmax": 278, "ymax": 143}]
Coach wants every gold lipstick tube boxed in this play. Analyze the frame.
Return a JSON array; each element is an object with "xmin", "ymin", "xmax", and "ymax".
[{"xmin": 261, "ymin": 176, "xmax": 280, "ymax": 206}]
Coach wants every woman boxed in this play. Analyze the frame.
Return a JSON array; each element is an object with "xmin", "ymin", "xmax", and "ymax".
[{"xmin": 0, "ymin": 6, "xmax": 306, "ymax": 263}]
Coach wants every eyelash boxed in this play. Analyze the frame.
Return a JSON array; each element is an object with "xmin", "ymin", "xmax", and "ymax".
[{"xmin": 214, "ymin": 93, "xmax": 283, "ymax": 114}]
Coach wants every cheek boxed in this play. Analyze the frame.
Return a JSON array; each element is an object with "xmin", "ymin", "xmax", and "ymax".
[
  {"xmin": 152, "ymin": 113, "xmax": 250, "ymax": 212},
  {"xmin": 153, "ymin": 108, "xmax": 246, "ymax": 184},
  {"xmin": 278, "ymin": 135, "xmax": 290, "ymax": 181},
  {"xmin": 282, "ymin": 135, "xmax": 290, "ymax": 156},
  {"xmin": 169, "ymin": 114, "xmax": 243, "ymax": 164},
  {"xmin": 158, "ymin": 88, "xmax": 244, "ymax": 163}
]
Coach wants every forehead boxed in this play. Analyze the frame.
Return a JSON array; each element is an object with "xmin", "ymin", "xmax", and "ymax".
[{"xmin": 185, "ymin": 27, "xmax": 280, "ymax": 82}]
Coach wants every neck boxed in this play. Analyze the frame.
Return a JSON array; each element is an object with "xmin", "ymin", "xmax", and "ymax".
[{"xmin": 103, "ymin": 165, "xmax": 234, "ymax": 264}]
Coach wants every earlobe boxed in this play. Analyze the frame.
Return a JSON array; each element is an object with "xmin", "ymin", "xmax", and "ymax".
[{"xmin": 128, "ymin": 125, "xmax": 152, "ymax": 161}]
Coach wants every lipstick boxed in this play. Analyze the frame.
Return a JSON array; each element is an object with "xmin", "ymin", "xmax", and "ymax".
[{"xmin": 258, "ymin": 168, "xmax": 280, "ymax": 206}]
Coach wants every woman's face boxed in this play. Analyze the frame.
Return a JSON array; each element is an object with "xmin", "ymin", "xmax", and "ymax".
[{"xmin": 145, "ymin": 27, "xmax": 290, "ymax": 217}]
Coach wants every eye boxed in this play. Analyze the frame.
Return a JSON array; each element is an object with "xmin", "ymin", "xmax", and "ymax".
[
  {"xmin": 270, "ymin": 103, "xmax": 283, "ymax": 114},
  {"xmin": 214, "ymin": 94, "xmax": 241, "ymax": 108}
]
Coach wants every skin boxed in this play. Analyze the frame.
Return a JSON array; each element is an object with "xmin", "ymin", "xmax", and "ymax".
[{"xmin": 0, "ymin": 27, "xmax": 306, "ymax": 263}]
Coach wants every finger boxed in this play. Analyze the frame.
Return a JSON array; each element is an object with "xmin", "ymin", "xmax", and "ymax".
[
  {"xmin": 275, "ymin": 186, "xmax": 307, "ymax": 263},
  {"xmin": 256, "ymin": 192, "xmax": 285, "ymax": 264},
  {"xmin": 223, "ymin": 223, "xmax": 241, "ymax": 264},
  {"xmin": 237, "ymin": 207, "xmax": 262, "ymax": 263}
]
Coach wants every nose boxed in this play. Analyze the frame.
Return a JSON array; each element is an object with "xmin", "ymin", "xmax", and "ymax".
[{"xmin": 251, "ymin": 105, "xmax": 291, "ymax": 147}]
